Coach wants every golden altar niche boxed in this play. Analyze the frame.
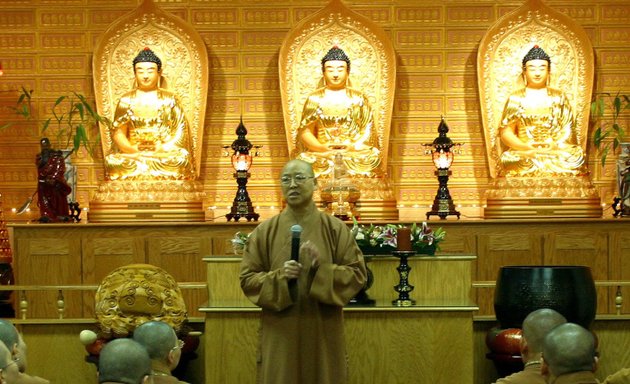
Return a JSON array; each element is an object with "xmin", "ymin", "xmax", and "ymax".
[
  {"xmin": 278, "ymin": 0, "xmax": 398, "ymax": 221},
  {"xmin": 90, "ymin": 0, "xmax": 208, "ymax": 222},
  {"xmin": 477, "ymin": 0, "xmax": 602, "ymax": 219}
]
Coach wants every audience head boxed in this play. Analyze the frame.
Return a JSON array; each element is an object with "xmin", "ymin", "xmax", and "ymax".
[
  {"xmin": 0, "ymin": 341, "xmax": 19, "ymax": 384},
  {"xmin": 0, "ymin": 320, "xmax": 27, "ymax": 372},
  {"xmin": 132, "ymin": 321, "xmax": 182, "ymax": 371},
  {"xmin": 521, "ymin": 308, "xmax": 567, "ymax": 357},
  {"xmin": 98, "ymin": 339, "xmax": 151, "ymax": 384},
  {"xmin": 542, "ymin": 323, "xmax": 597, "ymax": 377}
]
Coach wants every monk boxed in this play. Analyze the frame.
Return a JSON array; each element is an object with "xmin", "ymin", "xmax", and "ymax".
[
  {"xmin": 541, "ymin": 323, "xmax": 598, "ymax": 384},
  {"xmin": 492, "ymin": 309, "xmax": 566, "ymax": 384},
  {"xmin": 239, "ymin": 159, "xmax": 367, "ymax": 384}
]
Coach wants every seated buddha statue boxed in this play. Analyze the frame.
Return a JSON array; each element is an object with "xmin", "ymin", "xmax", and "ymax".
[
  {"xmin": 498, "ymin": 45, "xmax": 586, "ymax": 177},
  {"xmin": 295, "ymin": 46, "xmax": 381, "ymax": 178},
  {"xmin": 104, "ymin": 48, "xmax": 195, "ymax": 181}
]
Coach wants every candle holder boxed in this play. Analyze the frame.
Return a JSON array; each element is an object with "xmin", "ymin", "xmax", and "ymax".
[
  {"xmin": 392, "ymin": 250, "xmax": 416, "ymax": 306},
  {"xmin": 223, "ymin": 117, "xmax": 261, "ymax": 222},
  {"xmin": 423, "ymin": 116, "xmax": 462, "ymax": 220}
]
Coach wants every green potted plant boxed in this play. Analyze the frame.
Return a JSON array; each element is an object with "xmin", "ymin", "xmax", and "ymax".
[
  {"xmin": 591, "ymin": 92, "xmax": 630, "ymax": 216},
  {"xmin": 8, "ymin": 86, "xmax": 110, "ymax": 158},
  {"xmin": 2, "ymin": 87, "xmax": 111, "ymax": 219},
  {"xmin": 591, "ymin": 92, "xmax": 629, "ymax": 167}
]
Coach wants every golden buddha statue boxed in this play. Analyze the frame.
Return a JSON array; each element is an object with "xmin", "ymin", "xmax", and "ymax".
[
  {"xmin": 498, "ymin": 45, "xmax": 586, "ymax": 177},
  {"xmin": 104, "ymin": 48, "xmax": 195, "ymax": 181},
  {"xmin": 295, "ymin": 46, "xmax": 381, "ymax": 178}
]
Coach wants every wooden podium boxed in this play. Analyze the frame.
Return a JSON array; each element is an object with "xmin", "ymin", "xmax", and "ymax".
[{"xmin": 201, "ymin": 254, "xmax": 478, "ymax": 383}]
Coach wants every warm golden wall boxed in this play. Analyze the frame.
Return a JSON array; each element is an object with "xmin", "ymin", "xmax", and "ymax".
[{"xmin": 0, "ymin": 0, "xmax": 628, "ymax": 222}]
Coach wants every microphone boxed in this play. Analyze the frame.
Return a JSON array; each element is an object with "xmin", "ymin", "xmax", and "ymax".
[
  {"xmin": 290, "ymin": 224, "xmax": 302, "ymax": 262},
  {"xmin": 288, "ymin": 225, "xmax": 302, "ymax": 300}
]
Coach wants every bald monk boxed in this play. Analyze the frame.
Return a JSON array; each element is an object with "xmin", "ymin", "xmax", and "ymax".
[
  {"xmin": 542, "ymin": 323, "xmax": 598, "ymax": 384},
  {"xmin": 492, "ymin": 308, "xmax": 566, "ymax": 384},
  {"xmin": 239, "ymin": 159, "xmax": 367, "ymax": 384},
  {"xmin": 0, "ymin": 320, "xmax": 49, "ymax": 384}
]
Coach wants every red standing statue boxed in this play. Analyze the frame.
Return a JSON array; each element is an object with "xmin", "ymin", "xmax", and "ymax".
[{"xmin": 36, "ymin": 137, "xmax": 71, "ymax": 222}]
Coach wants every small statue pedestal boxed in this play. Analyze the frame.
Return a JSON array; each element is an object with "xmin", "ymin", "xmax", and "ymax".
[
  {"xmin": 392, "ymin": 250, "xmax": 416, "ymax": 307},
  {"xmin": 321, "ymin": 185, "xmax": 360, "ymax": 220},
  {"xmin": 89, "ymin": 180, "xmax": 206, "ymax": 222},
  {"xmin": 320, "ymin": 152, "xmax": 360, "ymax": 220}
]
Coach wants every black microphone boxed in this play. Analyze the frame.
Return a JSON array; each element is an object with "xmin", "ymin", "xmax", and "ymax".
[
  {"xmin": 288, "ymin": 225, "xmax": 302, "ymax": 300},
  {"xmin": 290, "ymin": 224, "xmax": 302, "ymax": 262}
]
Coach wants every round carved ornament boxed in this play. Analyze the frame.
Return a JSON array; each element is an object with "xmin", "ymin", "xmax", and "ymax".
[{"xmin": 95, "ymin": 264, "xmax": 187, "ymax": 338}]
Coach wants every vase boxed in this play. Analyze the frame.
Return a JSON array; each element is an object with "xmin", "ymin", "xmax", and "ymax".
[
  {"xmin": 61, "ymin": 149, "xmax": 78, "ymax": 204},
  {"xmin": 494, "ymin": 265, "xmax": 597, "ymax": 329}
]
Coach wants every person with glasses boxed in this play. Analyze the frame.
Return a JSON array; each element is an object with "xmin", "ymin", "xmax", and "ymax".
[
  {"xmin": 240, "ymin": 159, "xmax": 367, "ymax": 384},
  {"xmin": 0, "ymin": 342, "xmax": 19, "ymax": 384},
  {"xmin": 98, "ymin": 339, "xmax": 151, "ymax": 384},
  {"xmin": 132, "ymin": 321, "xmax": 188, "ymax": 384},
  {"xmin": 0, "ymin": 320, "xmax": 49, "ymax": 384}
]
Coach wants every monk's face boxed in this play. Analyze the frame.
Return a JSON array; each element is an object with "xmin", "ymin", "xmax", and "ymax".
[
  {"xmin": 523, "ymin": 59, "xmax": 549, "ymax": 89},
  {"xmin": 323, "ymin": 60, "xmax": 349, "ymax": 90},
  {"xmin": 134, "ymin": 61, "xmax": 160, "ymax": 91},
  {"xmin": 280, "ymin": 160, "xmax": 316, "ymax": 208}
]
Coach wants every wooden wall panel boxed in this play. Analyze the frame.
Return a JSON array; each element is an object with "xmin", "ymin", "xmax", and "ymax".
[
  {"xmin": 544, "ymin": 231, "xmax": 609, "ymax": 313},
  {"xmin": 204, "ymin": 291, "xmax": 474, "ymax": 383},
  {"xmin": 81, "ymin": 235, "xmax": 146, "ymax": 317},
  {"xmin": 476, "ymin": 231, "xmax": 543, "ymax": 315},
  {"xmin": 15, "ymin": 237, "xmax": 83, "ymax": 318},
  {"xmin": 147, "ymin": 235, "xmax": 211, "ymax": 317},
  {"xmin": 10, "ymin": 219, "xmax": 630, "ymax": 319},
  {"xmin": 614, "ymin": 231, "xmax": 630, "ymax": 315},
  {"xmin": 345, "ymin": 312, "xmax": 473, "ymax": 384}
]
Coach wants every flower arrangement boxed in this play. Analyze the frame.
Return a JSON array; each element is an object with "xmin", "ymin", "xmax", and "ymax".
[
  {"xmin": 231, "ymin": 231, "xmax": 250, "ymax": 254},
  {"xmin": 230, "ymin": 221, "xmax": 446, "ymax": 256},
  {"xmin": 351, "ymin": 219, "xmax": 446, "ymax": 255}
]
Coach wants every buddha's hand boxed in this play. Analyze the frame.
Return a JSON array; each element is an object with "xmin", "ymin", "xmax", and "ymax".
[
  {"xmin": 325, "ymin": 143, "xmax": 348, "ymax": 151},
  {"xmin": 352, "ymin": 143, "xmax": 367, "ymax": 151},
  {"xmin": 153, "ymin": 141, "xmax": 164, "ymax": 153}
]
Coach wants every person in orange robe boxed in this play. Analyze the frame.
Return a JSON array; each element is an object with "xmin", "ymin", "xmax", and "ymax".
[{"xmin": 240, "ymin": 159, "xmax": 367, "ymax": 384}]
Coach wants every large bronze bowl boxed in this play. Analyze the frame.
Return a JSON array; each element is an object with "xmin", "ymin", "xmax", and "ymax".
[{"xmin": 494, "ymin": 265, "xmax": 597, "ymax": 329}]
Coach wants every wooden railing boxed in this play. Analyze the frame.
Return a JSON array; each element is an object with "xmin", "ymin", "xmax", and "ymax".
[
  {"xmin": 0, "ymin": 282, "xmax": 207, "ymax": 321},
  {"xmin": 472, "ymin": 280, "xmax": 630, "ymax": 318}
]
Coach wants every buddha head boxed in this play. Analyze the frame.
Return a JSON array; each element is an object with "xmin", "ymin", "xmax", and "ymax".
[
  {"xmin": 522, "ymin": 45, "xmax": 551, "ymax": 89},
  {"xmin": 133, "ymin": 47, "xmax": 162, "ymax": 71},
  {"xmin": 133, "ymin": 47, "xmax": 162, "ymax": 90},
  {"xmin": 321, "ymin": 46, "xmax": 351, "ymax": 90}
]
